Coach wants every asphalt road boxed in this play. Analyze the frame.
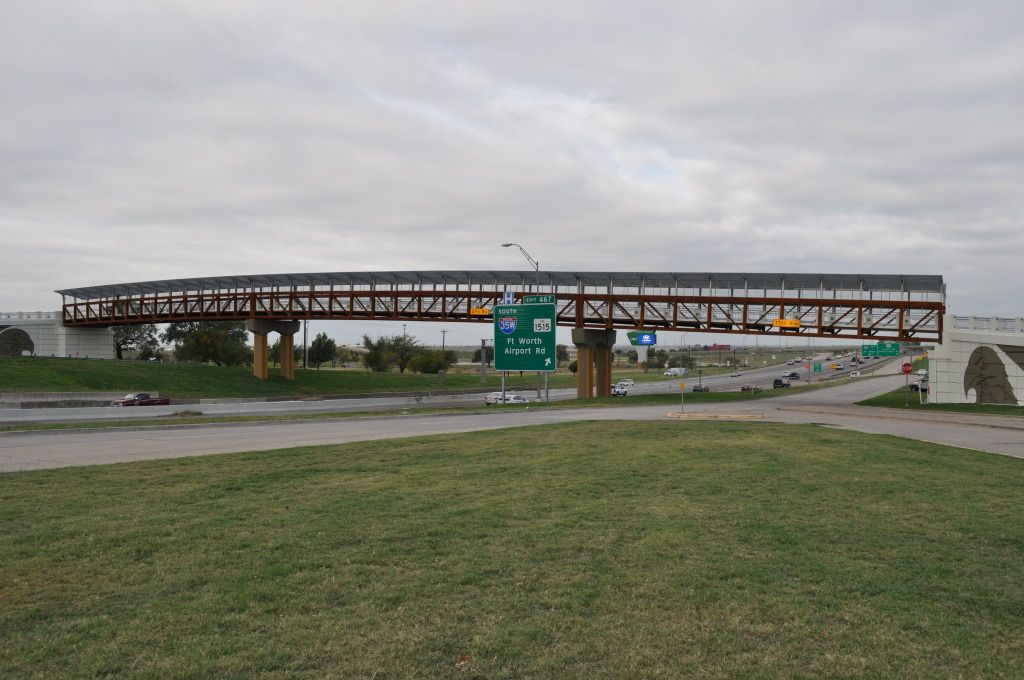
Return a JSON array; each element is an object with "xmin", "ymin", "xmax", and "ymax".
[
  {"xmin": 3, "ymin": 369, "xmax": 1022, "ymax": 472},
  {"xmin": 0, "ymin": 352, "xmax": 883, "ymax": 425}
]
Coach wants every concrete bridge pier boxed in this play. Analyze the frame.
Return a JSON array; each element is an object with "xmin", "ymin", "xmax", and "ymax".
[
  {"xmin": 246, "ymin": 320, "xmax": 301, "ymax": 380},
  {"xmin": 573, "ymin": 328, "xmax": 617, "ymax": 398}
]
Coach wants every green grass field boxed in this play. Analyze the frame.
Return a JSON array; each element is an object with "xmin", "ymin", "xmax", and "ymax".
[
  {"xmin": 0, "ymin": 357, "xmax": 580, "ymax": 398},
  {"xmin": 0, "ymin": 357, "xmax": 693, "ymax": 399},
  {"xmin": 858, "ymin": 388, "xmax": 1024, "ymax": 417},
  {"xmin": 2, "ymin": 422, "xmax": 1021, "ymax": 677}
]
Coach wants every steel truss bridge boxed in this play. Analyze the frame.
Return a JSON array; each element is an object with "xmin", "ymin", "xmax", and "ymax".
[{"xmin": 58, "ymin": 271, "xmax": 945, "ymax": 342}]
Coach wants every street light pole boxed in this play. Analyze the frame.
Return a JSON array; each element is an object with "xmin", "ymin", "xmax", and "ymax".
[{"xmin": 501, "ymin": 242, "xmax": 545, "ymax": 401}]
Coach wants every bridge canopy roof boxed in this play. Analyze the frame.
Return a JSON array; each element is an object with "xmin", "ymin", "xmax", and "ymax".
[{"xmin": 56, "ymin": 271, "xmax": 945, "ymax": 300}]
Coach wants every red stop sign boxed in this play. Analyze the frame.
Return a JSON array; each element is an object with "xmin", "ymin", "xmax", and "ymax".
[{"xmin": 902, "ymin": 362, "xmax": 913, "ymax": 374}]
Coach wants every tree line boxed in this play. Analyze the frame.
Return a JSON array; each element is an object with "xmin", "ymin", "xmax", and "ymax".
[{"xmin": 112, "ymin": 322, "xmax": 460, "ymax": 373}]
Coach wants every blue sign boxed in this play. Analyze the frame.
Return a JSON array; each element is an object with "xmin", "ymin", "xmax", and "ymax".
[
  {"xmin": 627, "ymin": 330, "xmax": 657, "ymax": 346},
  {"xmin": 501, "ymin": 290, "xmax": 516, "ymax": 305},
  {"xmin": 498, "ymin": 316, "xmax": 518, "ymax": 335}
]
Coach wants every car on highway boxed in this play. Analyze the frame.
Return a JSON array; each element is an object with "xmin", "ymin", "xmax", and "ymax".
[
  {"xmin": 772, "ymin": 378, "xmax": 791, "ymax": 388},
  {"xmin": 916, "ymin": 369, "xmax": 928, "ymax": 376},
  {"xmin": 617, "ymin": 378, "xmax": 635, "ymax": 386},
  {"xmin": 850, "ymin": 371, "xmax": 861, "ymax": 377},
  {"xmin": 611, "ymin": 383, "xmax": 629, "ymax": 396},
  {"xmin": 835, "ymin": 362, "xmax": 845, "ymax": 370},
  {"xmin": 484, "ymin": 392, "xmax": 529, "ymax": 405},
  {"xmin": 692, "ymin": 384, "xmax": 710, "ymax": 392},
  {"xmin": 784, "ymin": 371, "xmax": 800, "ymax": 380},
  {"xmin": 739, "ymin": 384, "xmax": 762, "ymax": 392},
  {"xmin": 111, "ymin": 393, "xmax": 170, "ymax": 407},
  {"xmin": 730, "ymin": 372, "xmax": 742, "ymax": 377},
  {"xmin": 909, "ymin": 381, "xmax": 928, "ymax": 392}
]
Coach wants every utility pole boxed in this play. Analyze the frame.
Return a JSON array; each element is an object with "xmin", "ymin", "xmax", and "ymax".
[
  {"xmin": 480, "ymin": 339, "xmax": 489, "ymax": 383},
  {"xmin": 303, "ymin": 319, "xmax": 308, "ymax": 369},
  {"xmin": 440, "ymin": 329, "xmax": 448, "ymax": 353},
  {"xmin": 501, "ymin": 242, "xmax": 545, "ymax": 401}
]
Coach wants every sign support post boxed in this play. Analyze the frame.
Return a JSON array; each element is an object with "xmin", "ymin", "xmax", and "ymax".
[{"xmin": 494, "ymin": 301, "xmax": 557, "ymax": 403}]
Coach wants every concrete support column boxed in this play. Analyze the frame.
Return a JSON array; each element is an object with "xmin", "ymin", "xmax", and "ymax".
[
  {"xmin": 595, "ymin": 345, "xmax": 612, "ymax": 396},
  {"xmin": 576, "ymin": 345, "xmax": 592, "ymax": 399},
  {"xmin": 253, "ymin": 333, "xmax": 269, "ymax": 380},
  {"xmin": 572, "ymin": 328, "xmax": 617, "ymax": 398},
  {"xmin": 247, "ymin": 319, "xmax": 301, "ymax": 381},
  {"xmin": 280, "ymin": 333, "xmax": 295, "ymax": 380}
]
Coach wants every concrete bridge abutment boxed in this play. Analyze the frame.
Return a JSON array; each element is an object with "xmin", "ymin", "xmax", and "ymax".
[
  {"xmin": 573, "ymin": 328, "xmax": 617, "ymax": 398},
  {"xmin": 246, "ymin": 320, "xmax": 301, "ymax": 380}
]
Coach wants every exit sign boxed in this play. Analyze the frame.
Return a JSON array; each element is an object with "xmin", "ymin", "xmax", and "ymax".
[{"xmin": 493, "ymin": 303, "xmax": 557, "ymax": 372}]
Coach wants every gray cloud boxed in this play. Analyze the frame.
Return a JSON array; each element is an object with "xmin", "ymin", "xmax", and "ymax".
[{"xmin": 2, "ymin": 1, "xmax": 1022, "ymax": 346}]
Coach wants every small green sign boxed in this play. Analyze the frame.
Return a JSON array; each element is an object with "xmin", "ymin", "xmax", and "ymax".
[
  {"xmin": 813, "ymin": 362, "xmax": 822, "ymax": 373},
  {"xmin": 522, "ymin": 294, "xmax": 556, "ymax": 304},
  {"xmin": 876, "ymin": 341, "xmax": 901, "ymax": 357},
  {"xmin": 493, "ymin": 303, "xmax": 557, "ymax": 372},
  {"xmin": 864, "ymin": 341, "xmax": 900, "ymax": 357}
]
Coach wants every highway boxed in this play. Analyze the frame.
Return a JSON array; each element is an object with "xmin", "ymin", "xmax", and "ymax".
[
  {"xmin": 3, "ymin": 360, "xmax": 1023, "ymax": 472},
  {"xmin": 0, "ymin": 353, "xmax": 888, "ymax": 425}
]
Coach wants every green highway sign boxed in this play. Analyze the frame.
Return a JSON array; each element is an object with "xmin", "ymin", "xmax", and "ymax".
[
  {"xmin": 863, "ymin": 341, "xmax": 900, "ymax": 357},
  {"xmin": 813, "ymin": 362, "xmax": 822, "ymax": 373},
  {"xmin": 493, "ymin": 303, "xmax": 557, "ymax": 372},
  {"xmin": 627, "ymin": 330, "xmax": 657, "ymax": 346},
  {"xmin": 521, "ymin": 294, "xmax": 556, "ymax": 304},
  {"xmin": 877, "ymin": 341, "xmax": 901, "ymax": 356}
]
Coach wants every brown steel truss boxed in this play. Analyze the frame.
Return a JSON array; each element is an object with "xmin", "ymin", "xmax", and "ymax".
[{"xmin": 61, "ymin": 284, "xmax": 944, "ymax": 341}]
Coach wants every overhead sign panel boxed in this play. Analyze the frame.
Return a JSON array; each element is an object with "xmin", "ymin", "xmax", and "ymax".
[
  {"xmin": 469, "ymin": 307, "xmax": 491, "ymax": 316},
  {"xmin": 522, "ymin": 294, "xmax": 556, "ymax": 304},
  {"xmin": 773, "ymin": 318, "xmax": 801, "ymax": 328},
  {"xmin": 863, "ymin": 341, "xmax": 900, "ymax": 357},
  {"xmin": 627, "ymin": 330, "xmax": 657, "ymax": 346},
  {"xmin": 493, "ymin": 303, "xmax": 557, "ymax": 372}
]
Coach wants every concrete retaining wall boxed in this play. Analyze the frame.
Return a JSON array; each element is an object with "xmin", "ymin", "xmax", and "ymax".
[{"xmin": 931, "ymin": 315, "xmax": 1024, "ymax": 406}]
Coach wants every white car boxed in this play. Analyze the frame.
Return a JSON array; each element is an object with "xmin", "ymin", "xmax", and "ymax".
[
  {"xmin": 611, "ymin": 384, "xmax": 629, "ymax": 396},
  {"xmin": 850, "ymin": 370, "xmax": 861, "ymax": 377},
  {"xmin": 484, "ymin": 392, "xmax": 529, "ymax": 405},
  {"xmin": 916, "ymin": 369, "xmax": 928, "ymax": 376},
  {"xmin": 618, "ymin": 378, "xmax": 635, "ymax": 386}
]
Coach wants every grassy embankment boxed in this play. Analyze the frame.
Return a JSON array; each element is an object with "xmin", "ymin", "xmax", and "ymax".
[
  {"xmin": 2, "ymin": 421, "xmax": 1021, "ymax": 677},
  {"xmin": 856, "ymin": 356, "xmax": 1023, "ymax": 417},
  {"xmin": 0, "ymin": 356, "xmax": 714, "ymax": 399}
]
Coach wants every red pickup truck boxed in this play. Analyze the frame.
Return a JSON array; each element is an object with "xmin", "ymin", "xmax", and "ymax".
[{"xmin": 111, "ymin": 393, "xmax": 171, "ymax": 407}]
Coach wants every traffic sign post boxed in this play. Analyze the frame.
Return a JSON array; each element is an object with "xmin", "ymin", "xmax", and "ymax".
[
  {"xmin": 679, "ymin": 382, "xmax": 685, "ymax": 413},
  {"xmin": 902, "ymin": 362, "xmax": 912, "ymax": 407},
  {"xmin": 493, "ymin": 303, "xmax": 557, "ymax": 372}
]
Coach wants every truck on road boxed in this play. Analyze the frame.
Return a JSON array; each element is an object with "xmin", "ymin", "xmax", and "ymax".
[{"xmin": 111, "ymin": 393, "xmax": 171, "ymax": 407}]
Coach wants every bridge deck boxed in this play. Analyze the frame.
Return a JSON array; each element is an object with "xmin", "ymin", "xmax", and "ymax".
[{"xmin": 58, "ymin": 270, "xmax": 945, "ymax": 341}]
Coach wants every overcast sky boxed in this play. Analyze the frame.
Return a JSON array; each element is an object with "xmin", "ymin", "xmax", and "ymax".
[{"xmin": 2, "ymin": 2, "xmax": 1022, "ymax": 346}]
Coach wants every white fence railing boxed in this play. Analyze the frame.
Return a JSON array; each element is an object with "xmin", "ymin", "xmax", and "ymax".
[
  {"xmin": 0, "ymin": 311, "xmax": 57, "ymax": 321},
  {"xmin": 952, "ymin": 316, "xmax": 1024, "ymax": 333}
]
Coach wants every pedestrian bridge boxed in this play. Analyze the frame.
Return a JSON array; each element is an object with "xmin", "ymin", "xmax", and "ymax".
[{"xmin": 56, "ymin": 270, "xmax": 945, "ymax": 393}]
